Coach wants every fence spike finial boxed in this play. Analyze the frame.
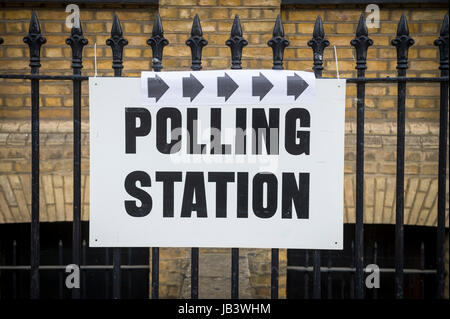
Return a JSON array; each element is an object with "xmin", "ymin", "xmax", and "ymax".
[
  {"xmin": 351, "ymin": 13, "xmax": 373, "ymax": 73},
  {"xmin": 186, "ymin": 14, "xmax": 208, "ymax": 71},
  {"xmin": 107, "ymin": 14, "xmax": 128, "ymax": 76},
  {"xmin": 308, "ymin": 15, "xmax": 329, "ymax": 77},
  {"xmin": 23, "ymin": 11, "xmax": 46, "ymax": 71},
  {"xmin": 226, "ymin": 14, "xmax": 248, "ymax": 69},
  {"xmin": 391, "ymin": 13, "xmax": 414, "ymax": 70},
  {"xmin": 147, "ymin": 13, "xmax": 169, "ymax": 72},
  {"xmin": 65, "ymin": 16, "xmax": 88, "ymax": 74},
  {"xmin": 356, "ymin": 12, "xmax": 368, "ymax": 37},
  {"xmin": 434, "ymin": 14, "xmax": 449, "ymax": 71},
  {"xmin": 268, "ymin": 14, "xmax": 289, "ymax": 70}
]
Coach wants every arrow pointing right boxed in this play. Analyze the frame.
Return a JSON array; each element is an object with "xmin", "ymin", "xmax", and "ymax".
[
  {"xmin": 287, "ymin": 73, "xmax": 309, "ymax": 100},
  {"xmin": 147, "ymin": 74, "xmax": 169, "ymax": 102},
  {"xmin": 183, "ymin": 73, "xmax": 204, "ymax": 102},
  {"xmin": 252, "ymin": 72, "xmax": 273, "ymax": 101},
  {"xmin": 217, "ymin": 73, "xmax": 239, "ymax": 101}
]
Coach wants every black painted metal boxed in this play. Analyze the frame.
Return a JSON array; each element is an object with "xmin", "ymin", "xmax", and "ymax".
[
  {"xmin": 66, "ymin": 18, "xmax": 88, "ymax": 299},
  {"xmin": 127, "ymin": 248, "xmax": 132, "ymax": 298},
  {"xmin": 304, "ymin": 251, "xmax": 309, "ymax": 298},
  {"xmin": 147, "ymin": 13, "xmax": 168, "ymax": 72},
  {"xmin": 227, "ymin": 16, "xmax": 245, "ymax": 297},
  {"xmin": 82, "ymin": 240, "xmax": 87, "ymax": 299},
  {"xmin": 308, "ymin": 15, "xmax": 329, "ymax": 299},
  {"xmin": 23, "ymin": 11, "xmax": 46, "ymax": 299},
  {"xmin": 327, "ymin": 252, "xmax": 332, "ymax": 299},
  {"xmin": 107, "ymin": 14, "xmax": 128, "ymax": 77},
  {"xmin": 350, "ymin": 240, "xmax": 355, "ymax": 298},
  {"xmin": 350, "ymin": 13, "xmax": 373, "ymax": 300},
  {"xmin": 147, "ymin": 13, "xmax": 168, "ymax": 300},
  {"xmin": 107, "ymin": 14, "xmax": 128, "ymax": 299},
  {"xmin": 185, "ymin": 15, "xmax": 206, "ymax": 298},
  {"xmin": 268, "ymin": 14, "xmax": 289, "ymax": 70},
  {"xmin": 267, "ymin": 15, "xmax": 288, "ymax": 300},
  {"xmin": 420, "ymin": 242, "xmax": 425, "ymax": 299},
  {"xmin": 0, "ymin": 73, "xmax": 446, "ymax": 83},
  {"xmin": 312, "ymin": 250, "xmax": 321, "ymax": 298},
  {"xmin": 391, "ymin": 13, "xmax": 414, "ymax": 299},
  {"xmin": 191, "ymin": 247, "xmax": 198, "ymax": 299},
  {"xmin": 231, "ymin": 248, "xmax": 239, "ymax": 299},
  {"xmin": 58, "ymin": 240, "xmax": 63, "ymax": 299},
  {"xmin": 186, "ymin": 14, "xmax": 208, "ymax": 71},
  {"xmin": 105, "ymin": 248, "xmax": 110, "ymax": 298},
  {"xmin": 372, "ymin": 241, "xmax": 378, "ymax": 299},
  {"xmin": 282, "ymin": 0, "xmax": 447, "ymax": 3},
  {"xmin": 434, "ymin": 13, "xmax": 448, "ymax": 300},
  {"xmin": 226, "ymin": 15, "xmax": 248, "ymax": 70},
  {"xmin": 271, "ymin": 248, "xmax": 279, "ymax": 299},
  {"xmin": 0, "ymin": 10, "xmax": 448, "ymax": 301},
  {"xmin": 308, "ymin": 15, "xmax": 329, "ymax": 78},
  {"xmin": 12, "ymin": 240, "xmax": 17, "ymax": 299}
]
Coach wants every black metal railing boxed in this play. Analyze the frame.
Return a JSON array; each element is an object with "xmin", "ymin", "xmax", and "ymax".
[{"xmin": 0, "ymin": 10, "xmax": 448, "ymax": 299}]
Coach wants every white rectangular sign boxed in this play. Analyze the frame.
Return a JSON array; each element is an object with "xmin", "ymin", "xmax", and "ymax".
[{"xmin": 89, "ymin": 70, "xmax": 345, "ymax": 249}]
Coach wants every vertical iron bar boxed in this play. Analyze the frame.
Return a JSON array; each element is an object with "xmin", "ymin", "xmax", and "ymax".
[
  {"xmin": 24, "ymin": 11, "xmax": 46, "ymax": 299},
  {"xmin": 308, "ymin": 16, "xmax": 329, "ymax": 300},
  {"xmin": 127, "ymin": 248, "xmax": 132, "ymax": 299},
  {"xmin": 267, "ymin": 15, "xmax": 289, "ymax": 300},
  {"xmin": 350, "ymin": 240, "xmax": 355, "ymax": 299},
  {"xmin": 66, "ymin": 17, "xmax": 88, "ymax": 300},
  {"xmin": 271, "ymin": 248, "xmax": 279, "ymax": 299},
  {"xmin": 147, "ymin": 13, "xmax": 168, "ymax": 299},
  {"xmin": 327, "ymin": 251, "xmax": 332, "ymax": 299},
  {"xmin": 420, "ymin": 242, "xmax": 425, "ymax": 299},
  {"xmin": 304, "ymin": 250, "xmax": 309, "ymax": 299},
  {"xmin": 12, "ymin": 240, "xmax": 17, "ymax": 299},
  {"xmin": 58, "ymin": 240, "xmax": 63, "ymax": 299},
  {"xmin": 226, "ymin": 15, "xmax": 247, "ymax": 300},
  {"xmin": 105, "ymin": 248, "xmax": 110, "ymax": 299},
  {"xmin": 372, "ymin": 241, "xmax": 378, "ymax": 299},
  {"xmin": 82, "ymin": 240, "xmax": 87, "ymax": 299},
  {"xmin": 391, "ymin": 14, "xmax": 414, "ymax": 299},
  {"xmin": 351, "ymin": 13, "xmax": 373, "ymax": 299},
  {"xmin": 312, "ymin": 251, "xmax": 320, "ymax": 299},
  {"xmin": 231, "ymin": 248, "xmax": 239, "ymax": 299},
  {"xmin": 107, "ymin": 14, "xmax": 128, "ymax": 300},
  {"xmin": 191, "ymin": 248, "xmax": 198, "ymax": 299},
  {"xmin": 434, "ymin": 13, "xmax": 448, "ymax": 299},
  {"xmin": 186, "ymin": 15, "xmax": 208, "ymax": 299}
]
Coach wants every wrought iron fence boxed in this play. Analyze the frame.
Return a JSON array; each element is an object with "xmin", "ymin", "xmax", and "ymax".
[{"xmin": 0, "ymin": 10, "xmax": 448, "ymax": 299}]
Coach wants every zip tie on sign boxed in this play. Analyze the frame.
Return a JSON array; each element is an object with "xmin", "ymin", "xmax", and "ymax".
[{"xmin": 334, "ymin": 45, "xmax": 340, "ymax": 79}]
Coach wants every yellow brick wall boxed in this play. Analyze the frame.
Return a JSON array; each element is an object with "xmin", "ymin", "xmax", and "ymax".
[
  {"xmin": 0, "ymin": 1, "xmax": 448, "ymax": 299},
  {"xmin": 0, "ymin": 3, "xmax": 158, "ymax": 119}
]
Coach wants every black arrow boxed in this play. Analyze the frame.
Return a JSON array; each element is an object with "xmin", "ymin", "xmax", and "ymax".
[
  {"xmin": 252, "ymin": 72, "xmax": 273, "ymax": 101},
  {"xmin": 183, "ymin": 73, "xmax": 204, "ymax": 102},
  {"xmin": 147, "ymin": 74, "xmax": 169, "ymax": 102},
  {"xmin": 217, "ymin": 73, "xmax": 239, "ymax": 101},
  {"xmin": 287, "ymin": 73, "xmax": 309, "ymax": 100}
]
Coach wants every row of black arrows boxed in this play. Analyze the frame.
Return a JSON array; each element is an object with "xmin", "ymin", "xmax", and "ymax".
[{"xmin": 147, "ymin": 72, "xmax": 309, "ymax": 102}]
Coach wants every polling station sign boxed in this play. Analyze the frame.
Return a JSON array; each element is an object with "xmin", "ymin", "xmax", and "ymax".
[{"xmin": 89, "ymin": 70, "xmax": 345, "ymax": 249}]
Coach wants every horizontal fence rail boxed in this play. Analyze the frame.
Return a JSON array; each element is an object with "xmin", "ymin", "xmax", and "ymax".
[{"xmin": 0, "ymin": 10, "xmax": 448, "ymax": 299}]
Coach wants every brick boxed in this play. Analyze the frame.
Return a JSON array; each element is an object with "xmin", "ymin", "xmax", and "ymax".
[
  {"xmin": 289, "ymin": 10, "xmax": 324, "ymax": 22},
  {"xmin": 411, "ymin": 10, "xmax": 447, "ymax": 21},
  {"xmin": 407, "ymin": 85, "xmax": 440, "ymax": 97},
  {"xmin": 44, "ymin": 48, "xmax": 64, "ymax": 58},
  {"xmin": 96, "ymin": 11, "xmax": 114, "ymax": 20},
  {"xmin": 4, "ymin": 10, "xmax": 31, "ymax": 19},
  {"xmin": 336, "ymin": 23, "xmax": 355, "ymax": 34}
]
